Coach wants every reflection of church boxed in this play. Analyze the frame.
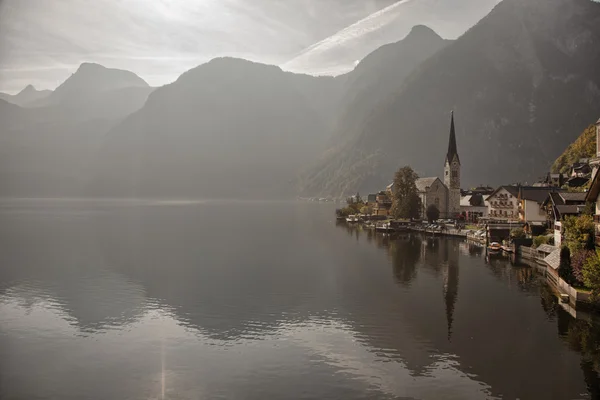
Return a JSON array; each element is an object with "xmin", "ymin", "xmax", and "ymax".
[{"xmin": 442, "ymin": 239, "xmax": 459, "ymax": 341}]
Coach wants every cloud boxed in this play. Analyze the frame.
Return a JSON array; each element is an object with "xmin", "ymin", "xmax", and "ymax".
[
  {"xmin": 282, "ymin": 0, "xmax": 501, "ymax": 76},
  {"xmin": 0, "ymin": 0, "xmax": 496, "ymax": 92}
]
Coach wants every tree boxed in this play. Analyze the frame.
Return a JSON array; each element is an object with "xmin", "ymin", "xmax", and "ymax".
[
  {"xmin": 360, "ymin": 205, "xmax": 373, "ymax": 215},
  {"xmin": 583, "ymin": 250, "xmax": 600, "ymax": 301},
  {"xmin": 563, "ymin": 215, "xmax": 595, "ymax": 253},
  {"xmin": 582, "ymin": 202, "xmax": 595, "ymax": 217},
  {"xmin": 426, "ymin": 204, "xmax": 440, "ymax": 223},
  {"xmin": 391, "ymin": 166, "xmax": 421, "ymax": 220},
  {"xmin": 558, "ymin": 246, "xmax": 573, "ymax": 284}
]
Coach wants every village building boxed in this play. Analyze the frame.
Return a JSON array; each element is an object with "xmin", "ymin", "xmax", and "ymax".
[
  {"xmin": 542, "ymin": 191, "xmax": 587, "ymax": 246},
  {"xmin": 416, "ymin": 177, "xmax": 448, "ymax": 219},
  {"xmin": 460, "ymin": 193, "xmax": 489, "ymax": 222},
  {"xmin": 372, "ymin": 191, "xmax": 393, "ymax": 216},
  {"xmin": 486, "ymin": 186, "xmax": 519, "ymax": 221},
  {"xmin": 518, "ymin": 187, "xmax": 562, "ymax": 223}
]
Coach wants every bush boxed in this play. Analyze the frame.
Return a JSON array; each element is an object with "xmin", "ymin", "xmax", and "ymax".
[
  {"xmin": 360, "ymin": 206, "xmax": 373, "ymax": 215},
  {"xmin": 572, "ymin": 250, "xmax": 593, "ymax": 287},
  {"xmin": 533, "ymin": 235, "xmax": 549, "ymax": 248},
  {"xmin": 337, "ymin": 205, "xmax": 360, "ymax": 217},
  {"xmin": 511, "ymin": 228, "xmax": 526, "ymax": 239}
]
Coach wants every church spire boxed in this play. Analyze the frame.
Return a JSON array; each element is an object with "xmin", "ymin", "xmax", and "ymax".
[{"xmin": 446, "ymin": 111, "xmax": 460, "ymax": 165}]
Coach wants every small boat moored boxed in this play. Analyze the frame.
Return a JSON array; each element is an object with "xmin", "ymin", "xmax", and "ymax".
[{"xmin": 488, "ymin": 242, "xmax": 501, "ymax": 252}]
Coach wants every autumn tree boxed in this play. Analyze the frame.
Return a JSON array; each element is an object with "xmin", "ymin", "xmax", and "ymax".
[{"xmin": 391, "ymin": 166, "xmax": 421, "ymax": 220}]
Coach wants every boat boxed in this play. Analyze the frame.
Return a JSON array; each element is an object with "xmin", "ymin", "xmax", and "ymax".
[
  {"xmin": 346, "ymin": 215, "xmax": 358, "ymax": 223},
  {"xmin": 376, "ymin": 222, "xmax": 393, "ymax": 232},
  {"xmin": 488, "ymin": 242, "xmax": 501, "ymax": 252}
]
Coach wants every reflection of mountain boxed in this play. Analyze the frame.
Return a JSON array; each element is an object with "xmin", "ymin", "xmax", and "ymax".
[
  {"xmin": 0, "ymin": 203, "xmax": 595, "ymax": 399},
  {"xmin": 0, "ymin": 210, "xmax": 146, "ymax": 331},
  {"xmin": 93, "ymin": 203, "xmax": 331, "ymax": 340}
]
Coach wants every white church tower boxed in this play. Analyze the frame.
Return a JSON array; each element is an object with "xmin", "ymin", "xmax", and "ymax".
[{"xmin": 444, "ymin": 111, "xmax": 461, "ymax": 218}]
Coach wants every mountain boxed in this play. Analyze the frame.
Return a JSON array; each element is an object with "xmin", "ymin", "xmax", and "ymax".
[
  {"xmin": 300, "ymin": 0, "xmax": 600, "ymax": 197},
  {"xmin": 0, "ymin": 64, "xmax": 155, "ymax": 197},
  {"xmin": 0, "ymin": 85, "xmax": 52, "ymax": 107},
  {"xmin": 91, "ymin": 58, "xmax": 343, "ymax": 199},
  {"xmin": 328, "ymin": 25, "xmax": 451, "ymax": 146},
  {"xmin": 40, "ymin": 63, "xmax": 149, "ymax": 106},
  {"xmin": 282, "ymin": 0, "xmax": 500, "ymax": 76},
  {"xmin": 552, "ymin": 122, "xmax": 597, "ymax": 174}
]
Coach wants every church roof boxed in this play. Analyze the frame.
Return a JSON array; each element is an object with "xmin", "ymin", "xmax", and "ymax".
[
  {"xmin": 446, "ymin": 111, "xmax": 460, "ymax": 165},
  {"xmin": 416, "ymin": 177, "xmax": 442, "ymax": 192}
]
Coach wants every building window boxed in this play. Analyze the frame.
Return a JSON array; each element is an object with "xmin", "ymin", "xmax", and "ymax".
[
  {"xmin": 435, "ymin": 197, "xmax": 440, "ymax": 206},
  {"xmin": 452, "ymin": 171, "xmax": 458, "ymax": 178},
  {"xmin": 446, "ymin": 171, "xmax": 449, "ymax": 176}
]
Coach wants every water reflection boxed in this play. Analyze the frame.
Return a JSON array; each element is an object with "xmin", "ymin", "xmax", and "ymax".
[
  {"xmin": 1, "ymin": 201, "xmax": 600, "ymax": 399},
  {"xmin": 339, "ymin": 221, "xmax": 600, "ymax": 398}
]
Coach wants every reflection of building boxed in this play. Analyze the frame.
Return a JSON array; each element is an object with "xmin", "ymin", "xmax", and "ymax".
[{"xmin": 442, "ymin": 241, "xmax": 459, "ymax": 341}]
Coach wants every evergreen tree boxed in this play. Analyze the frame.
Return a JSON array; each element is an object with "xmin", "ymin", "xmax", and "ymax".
[
  {"xmin": 391, "ymin": 166, "xmax": 421, "ymax": 220},
  {"xmin": 426, "ymin": 204, "xmax": 440, "ymax": 223},
  {"xmin": 558, "ymin": 246, "xmax": 573, "ymax": 284}
]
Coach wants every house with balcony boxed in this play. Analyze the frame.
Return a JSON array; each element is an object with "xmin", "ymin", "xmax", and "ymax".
[
  {"xmin": 485, "ymin": 186, "xmax": 519, "ymax": 220},
  {"xmin": 542, "ymin": 192, "xmax": 587, "ymax": 246},
  {"xmin": 518, "ymin": 186, "xmax": 562, "ymax": 223},
  {"xmin": 372, "ymin": 191, "xmax": 393, "ymax": 216}
]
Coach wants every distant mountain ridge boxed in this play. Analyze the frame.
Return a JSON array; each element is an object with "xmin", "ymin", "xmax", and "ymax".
[
  {"xmin": 33, "ymin": 63, "xmax": 150, "ymax": 107},
  {"xmin": 0, "ymin": 85, "xmax": 52, "ymax": 107},
  {"xmin": 300, "ymin": 0, "xmax": 600, "ymax": 197},
  {"xmin": 0, "ymin": 63, "xmax": 155, "ymax": 197},
  {"xmin": 90, "ymin": 58, "xmax": 343, "ymax": 198}
]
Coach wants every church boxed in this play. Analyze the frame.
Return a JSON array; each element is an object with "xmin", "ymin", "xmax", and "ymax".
[{"xmin": 415, "ymin": 112, "xmax": 461, "ymax": 219}]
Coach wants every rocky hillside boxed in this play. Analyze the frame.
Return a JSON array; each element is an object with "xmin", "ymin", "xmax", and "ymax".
[
  {"xmin": 300, "ymin": 0, "xmax": 600, "ymax": 197},
  {"xmin": 552, "ymin": 122, "xmax": 598, "ymax": 174}
]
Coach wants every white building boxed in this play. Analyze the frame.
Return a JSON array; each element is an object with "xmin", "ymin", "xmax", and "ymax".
[{"xmin": 486, "ymin": 186, "xmax": 519, "ymax": 220}]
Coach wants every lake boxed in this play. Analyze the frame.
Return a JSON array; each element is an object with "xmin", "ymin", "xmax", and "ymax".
[{"xmin": 0, "ymin": 200, "xmax": 598, "ymax": 399}]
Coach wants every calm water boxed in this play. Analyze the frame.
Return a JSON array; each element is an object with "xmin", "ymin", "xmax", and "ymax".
[{"xmin": 1, "ymin": 200, "xmax": 599, "ymax": 400}]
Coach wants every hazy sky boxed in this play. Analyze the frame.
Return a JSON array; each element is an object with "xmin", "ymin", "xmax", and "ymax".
[{"xmin": 0, "ymin": 0, "xmax": 499, "ymax": 93}]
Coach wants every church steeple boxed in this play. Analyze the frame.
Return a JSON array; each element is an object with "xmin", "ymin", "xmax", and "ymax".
[
  {"xmin": 445, "ymin": 111, "xmax": 460, "ymax": 165},
  {"xmin": 443, "ymin": 111, "xmax": 461, "ymax": 218}
]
